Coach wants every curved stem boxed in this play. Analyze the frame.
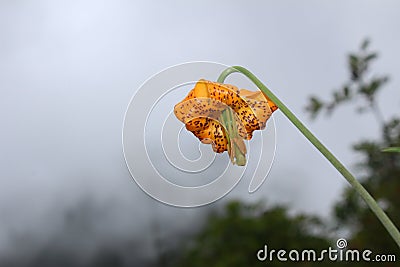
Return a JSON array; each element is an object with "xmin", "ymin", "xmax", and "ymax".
[{"xmin": 218, "ymin": 66, "xmax": 400, "ymax": 248}]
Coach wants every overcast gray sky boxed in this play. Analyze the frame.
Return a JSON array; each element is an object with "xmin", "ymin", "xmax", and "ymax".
[{"xmin": 1, "ymin": 0, "xmax": 400, "ymax": 263}]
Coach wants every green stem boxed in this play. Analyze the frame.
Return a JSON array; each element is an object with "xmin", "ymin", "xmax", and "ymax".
[{"xmin": 218, "ymin": 66, "xmax": 400, "ymax": 248}]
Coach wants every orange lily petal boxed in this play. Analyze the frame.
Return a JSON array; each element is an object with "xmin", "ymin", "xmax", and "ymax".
[{"xmin": 174, "ymin": 79, "xmax": 277, "ymax": 155}]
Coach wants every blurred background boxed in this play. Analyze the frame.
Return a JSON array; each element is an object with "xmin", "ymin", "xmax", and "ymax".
[{"xmin": 1, "ymin": 1, "xmax": 400, "ymax": 266}]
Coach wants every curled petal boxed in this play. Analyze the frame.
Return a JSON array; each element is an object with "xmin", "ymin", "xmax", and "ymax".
[{"xmin": 174, "ymin": 79, "xmax": 278, "ymax": 156}]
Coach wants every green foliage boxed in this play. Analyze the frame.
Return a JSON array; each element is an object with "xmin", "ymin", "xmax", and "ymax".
[
  {"xmin": 174, "ymin": 201, "xmax": 338, "ymax": 267},
  {"xmin": 305, "ymin": 38, "xmax": 388, "ymax": 119}
]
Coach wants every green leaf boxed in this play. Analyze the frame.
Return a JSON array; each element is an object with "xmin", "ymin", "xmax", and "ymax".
[
  {"xmin": 361, "ymin": 38, "xmax": 370, "ymax": 50},
  {"xmin": 349, "ymin": 54, "xmax": 360, "ymax": 80},
  {"xmin": 365, "ymin": 52, "xmax": 377, "ymax": 62},
  {"xmin": 343, "ymin": 86, "xmax": 350, "ymax": 97},
  {"xmin": 349, "ymin": 54, "xmax": 358, "ymax": 68},
  {"xmin": 305, "ymin": 96, "xmax": 323, "ymax": 118},
  {"xmin": 382, "ymin": 147, "xmax": 400, "ymax": 153}
]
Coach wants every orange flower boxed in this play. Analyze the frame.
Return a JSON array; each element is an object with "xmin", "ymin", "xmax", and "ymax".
[{"xmin": 174, "ymin": 79, "xmax": 277, "ymax": 165}]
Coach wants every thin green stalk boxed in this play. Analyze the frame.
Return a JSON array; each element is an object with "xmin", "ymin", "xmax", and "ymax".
[
  {"xmin": 220, "ymin": 108, "xmax": 246, "ymax": 166},
  {"xmin": 218, "ymin": 66, "xmax": 400, "ymax": 248}
]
